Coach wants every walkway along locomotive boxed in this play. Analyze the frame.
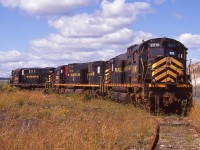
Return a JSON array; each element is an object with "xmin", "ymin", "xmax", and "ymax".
[{"xmin": 11, "ymin": 37, "xmax": 193, "ymax": 114}]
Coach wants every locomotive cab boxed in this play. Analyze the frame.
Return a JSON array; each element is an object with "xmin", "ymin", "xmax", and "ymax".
[{"xmin": 11, "ymin": 68, "xmax": 25, "ymax": 85}]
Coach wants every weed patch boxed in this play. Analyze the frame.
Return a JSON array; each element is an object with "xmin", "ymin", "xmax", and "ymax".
[
  {"xmin": 0, "ymin": 90, "xmax": 155, "ymax": 149},
  {"xmin": 189, "ymin": 100, "xmax": 200, "ymax": 127},
  {"xmin": 0, "ymin": 83, "xmax": 16, "ymax": 92}
]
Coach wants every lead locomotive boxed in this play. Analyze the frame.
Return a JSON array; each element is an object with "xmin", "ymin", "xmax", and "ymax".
[{"xmin": 11, "ymin": 38, "xmax": 193, "ymax": 114}]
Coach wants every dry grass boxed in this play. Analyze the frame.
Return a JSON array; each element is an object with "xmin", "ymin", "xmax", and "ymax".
[
  {"xmin": 0, "ymin": 88, "xmax": 155, "ymax": 150},
  {"xmin": 189, "ymin": 99, "xmax": 200, "ymax": 127}
]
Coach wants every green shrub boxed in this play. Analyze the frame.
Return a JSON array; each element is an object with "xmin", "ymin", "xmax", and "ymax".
[{"xmin": 83, "ymin": 92, "xmax": 93, "ymax": 101}]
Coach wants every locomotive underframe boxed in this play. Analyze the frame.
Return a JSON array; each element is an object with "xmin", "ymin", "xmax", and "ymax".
[
  {"xmin": 52, "ymin": 82, "xmax": 192, "ymax": 115},
  {"xmin": 147, "ymin": 85, "xmax": 192, "ymax": 114},
  {"xmin": 11, "ymin": 83, "xmax": 46, "ymax": 90}
]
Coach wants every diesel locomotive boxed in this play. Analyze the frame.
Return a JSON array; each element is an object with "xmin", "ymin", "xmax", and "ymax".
[
  {"xmin": 10, "ymin": 37, "xmax": 193, "ymax": 114},
  {"xmin": 11, "ymin": 67, "xmax": 55, "ymax": 89}
]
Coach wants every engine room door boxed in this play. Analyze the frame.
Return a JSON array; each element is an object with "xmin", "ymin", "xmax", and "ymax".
[{"xmin": 80, "ymin": 68, "xmax": 88, "ymax": 84}]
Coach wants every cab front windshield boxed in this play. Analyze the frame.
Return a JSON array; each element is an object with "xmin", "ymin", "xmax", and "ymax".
[
  {"xmin": 149, "ymin": 48, "xmax": 164, "ymax": 57},
  {"xmin": 149, "ymin": 48, "xmax": 184, "ymax": 59}
]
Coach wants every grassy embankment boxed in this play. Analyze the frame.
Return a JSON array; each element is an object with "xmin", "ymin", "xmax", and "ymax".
[{"xmin": 0, "ymin": 84, "xmax": 154, "ymax": 150}]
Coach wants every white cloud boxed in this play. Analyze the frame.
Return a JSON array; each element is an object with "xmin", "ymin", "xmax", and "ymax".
[
  {"xmin": 177, "ymin": 33, "xmax": 200, "ymax": 63},
  {"xmin": 48, "ymin": 14, "xmax": 114, "ymax": 38},
  {"xmin": 0, "ymin": 0, "xmax": 154, "ymax": 77},
  {"xmin": 101, "ymin": 0, "xmax": 150, "ymax": 17},
  {"xmin": 0, "ymin": 0, "xmax": 97, "ymax": 15},
  {"xmin": 48, "ymin": 1, "xmax": 151, "ymax": 38},
  {"xmin": 0, "ymin": 51, "xmax": 24, "ymax": 77},
  {"xmin": 31, "ymin": 0, "xmax": 153, "ymax": 53},
  {"xmin": 0, "ymin": 50, "xmax": 23, "ymax": 63},
  {"xmin": 177, "ymin": 33, "xmax": 200, "ymax": 49}
]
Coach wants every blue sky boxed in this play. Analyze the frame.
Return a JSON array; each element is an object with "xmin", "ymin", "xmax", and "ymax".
[{"xmin": 0, "ymin": 0, "xmax": 200, "ymax": 77}]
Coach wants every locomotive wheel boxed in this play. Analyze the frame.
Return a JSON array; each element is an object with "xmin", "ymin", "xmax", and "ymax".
[
  {"xmin": 155, "ymin": 94, "xmax": 160, "ymax": 115},
  {"xmin": 130, "ymin": 93, "xmax": 136, "ymax": 106},
  {"xmin": 59, "ymin": 87, "xmax": 64, "ymax": 94},
  {"xmin": 65, "ymin": 89, "xmax": 75, "ymax": 93},
  {"xmin": 58, "ymin": 88, "xmax": 62, "ymax": 94},
  {"xmin": 149, "ymin": 97, "xmax": 155, "ymax": 113},
  {"xmin": 75, "ymin": 89, "xmax": 84, "ymax": 94},
  {"xmin": 111, "ymin": 92, "xmax": 120, "ymax": 102},
  {"xmin": 118, "ymin": 93, "xmax": 132, "ymax": 104}
]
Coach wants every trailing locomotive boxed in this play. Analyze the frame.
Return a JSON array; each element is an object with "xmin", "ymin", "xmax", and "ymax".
[
  {"xmin": 10, "ymin": 37, "xmax": 192, "ymax": 114},
  {"xmin": 11, "ymin": 67, "xmax": 55, "ymax": 89}
]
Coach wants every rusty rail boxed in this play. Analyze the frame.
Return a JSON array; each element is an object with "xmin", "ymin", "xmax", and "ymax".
[{"xmin": 148, "ymin": 120, "xmax": 159, "ymax": 150}]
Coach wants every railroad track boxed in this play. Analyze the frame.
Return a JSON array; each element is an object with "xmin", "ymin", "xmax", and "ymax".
[{"xmin": 149, "ymin": 116, "xmax": 200, "ymax": 150}]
